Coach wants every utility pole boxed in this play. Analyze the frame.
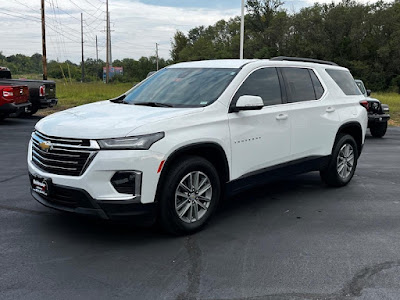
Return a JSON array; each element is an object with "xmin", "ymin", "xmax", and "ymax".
[
  {"xmin": 240, "ymin": 0, "xmax": 245, "ymax": 59},
  {"xmin": 41, "ymin": 0, "xmax": 48, "ymax": 80},
  {"xmin": 109, "ymin": 12, "xmax": 112, "ymax": 66},
  {"xmin": 156, "ymin": 43, "xmax": 159, "ymax": 71},
  {"xmin": 81, "ymin": 13, "xmax": 85, "ymax": 82},
  {"xmin": 96, "ymin": 35, "xmax": 99, "ymax": 61},
  {"xmin": 105, "ymin": 0, "xmax": 109, "ymax": 83}
]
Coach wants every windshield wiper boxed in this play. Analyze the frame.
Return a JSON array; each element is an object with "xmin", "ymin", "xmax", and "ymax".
[{"xmin": 134, "ymin": 101, "xmax": 174, "ymax": 108}]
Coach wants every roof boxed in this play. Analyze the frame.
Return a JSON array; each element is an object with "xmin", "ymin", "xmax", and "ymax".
[
  {"xmin": 168, "ymin": 59, "xmax": 257, "ymax": 69},
  {"xmin": 167, "ymin": 59, "xmax": 346, "ymax": 70}
]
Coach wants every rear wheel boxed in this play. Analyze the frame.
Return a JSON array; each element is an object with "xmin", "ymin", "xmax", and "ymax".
[
  {"xmin": 158, "ymin": 155, "xmax": 220, "ymax": 235},
  {"xmin": 320, "ymin": 134, "xmax": 358, "ymax": 187},
  {"xmin": 0, "ymin": 114, "xmax": 7, "ymax": 121},
  {"xmin": 21, "ymin": 104, "xmax": 39, "ymax": 117},
  {"xmin": 370, "ymin": 122, "xmax": 387, "ymax": 138}
]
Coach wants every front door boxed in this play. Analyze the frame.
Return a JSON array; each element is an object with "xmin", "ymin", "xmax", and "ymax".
[{"xmin": 228, "ymin": 67, "xmax": 291, "ymax": 180}]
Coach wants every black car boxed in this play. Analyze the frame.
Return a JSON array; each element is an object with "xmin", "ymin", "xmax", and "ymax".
[{"xmin": 355, "ymin": 79, "xmax": 390, "ymax": 137}]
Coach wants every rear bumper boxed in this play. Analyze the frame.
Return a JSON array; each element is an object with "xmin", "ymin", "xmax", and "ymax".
[
  {"xmin": 0, "ymin": 102, "xmax": 30, "ymax": 114},
  {"xmin": 29, "ymin": 176, "xmax": 157, "ymax": 222},
  {"xmin": 368, "ymin": 113, "xmax": 390, "ymax": 126},
  {"xmin": 40, "ymin": 98, "xmax": 58, "ymax": 108}
]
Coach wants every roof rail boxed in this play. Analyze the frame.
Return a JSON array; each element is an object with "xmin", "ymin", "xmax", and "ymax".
[{"xmin": 270, "ymin": 56, "xmax": 338, "ymax": 66}]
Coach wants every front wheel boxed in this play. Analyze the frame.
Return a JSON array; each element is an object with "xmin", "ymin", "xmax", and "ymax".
[
  {"xmin": 320, "ymin": 134, "xmax": 358, "ymax": 187},
  {"xmin": 158, "ymin": 155, "xmax": 221, "ymax": 235},
  {"xmin": 370, "ymin": 122, "xmax": 387, "ymax": 138}
]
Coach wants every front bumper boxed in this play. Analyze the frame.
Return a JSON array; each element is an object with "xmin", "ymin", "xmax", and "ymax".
[
  {"xmin": 40, "ymin": 97, "xmax": 58, "ymax": 108},
  {"xmin": 28, "ymin": 140, "xmax": 164, "ymax": 204},
  {"xmin": 29, "ymin": 178, "xmax": 157, "ymax": 221},
  {"xmin": 368, "ymin": 113, "xmax": 390, "ymax": 126}
]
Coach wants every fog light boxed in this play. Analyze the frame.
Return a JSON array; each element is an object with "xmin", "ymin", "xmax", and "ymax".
[{"xmin": 111, "ymin": 171, "xmax": 142, "ymax": 195}]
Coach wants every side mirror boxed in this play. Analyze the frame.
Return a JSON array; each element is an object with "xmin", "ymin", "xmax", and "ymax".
[
  {"xmin": 366, "ymin": 89, "xmax": 371, "ymax": 97},
  {"xmin": 231, "ymin": 95, "xmax": 264, "ymax": 112}
]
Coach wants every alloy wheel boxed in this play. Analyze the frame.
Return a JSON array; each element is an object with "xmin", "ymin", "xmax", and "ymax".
[{"xmin": 175, "ymin": 171, "xmax": 212, "ymax": 223}]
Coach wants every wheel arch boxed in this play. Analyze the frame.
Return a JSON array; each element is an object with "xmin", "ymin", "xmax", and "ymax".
[
  {"xmin": 335, "ymin": 122, "xmax": 363, "ymax": 156},
  {"xmin": 155, "ymin": 142, "xmax": 230, "ymax": 201}
]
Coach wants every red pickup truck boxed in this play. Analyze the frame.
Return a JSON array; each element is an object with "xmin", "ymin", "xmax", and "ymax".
[{"xmin": 0, "ymin": 84, "xmax": 30, "ymax": 121}]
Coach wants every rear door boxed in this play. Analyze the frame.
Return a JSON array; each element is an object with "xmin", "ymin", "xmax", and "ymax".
[
  {"xmin": 279, "ymin": 67, "xmax": 340, "ymax": 159},
  {"xmin": 228, "ymin": 67, "xmax": 291, "ymax": 179}
]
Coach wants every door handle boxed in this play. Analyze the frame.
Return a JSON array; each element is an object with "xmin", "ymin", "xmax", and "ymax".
[
  {"xmin": 326, "ymin": 106, "xmax": 335, "ymax": 113},
  {"xmin": 276, "ymin": 113, "xmax": 288, "ymax": 120}
]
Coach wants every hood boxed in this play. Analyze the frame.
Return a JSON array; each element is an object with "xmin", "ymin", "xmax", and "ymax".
[
  {"xmin": 366, "ymin": 96, "xmax": 380, "ymax": 103},
  {"xmin": 35, "ymin": 100, "xmax": 201, "ymax": 139}
]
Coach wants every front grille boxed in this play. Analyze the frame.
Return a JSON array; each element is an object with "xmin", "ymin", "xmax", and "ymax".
[{"xmin": 31, "ymin": 131, "xmax": 98, "ymax": 176}]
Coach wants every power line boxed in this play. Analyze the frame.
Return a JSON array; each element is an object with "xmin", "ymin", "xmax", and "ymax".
[
  {"xmin": 0, "ymin": 11, "xmax": 40, "ymax": 22},
  {"xmin": 11, "ymin": 0, "xmax": 39, "ymax": 13},
  {"xmin": 68, "ymin": 0, "xmax": 105, "ymax": 19}
]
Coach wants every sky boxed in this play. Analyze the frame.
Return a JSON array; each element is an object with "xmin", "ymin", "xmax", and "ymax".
[{"xmin": 0, "ymin": 0, "xmax": 389, "ymax": 64}]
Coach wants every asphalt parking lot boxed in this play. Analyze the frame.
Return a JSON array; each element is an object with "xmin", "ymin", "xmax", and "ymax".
[{"xmin": 1, "ymin": 117, "xmax": 400, "ymax": 300}]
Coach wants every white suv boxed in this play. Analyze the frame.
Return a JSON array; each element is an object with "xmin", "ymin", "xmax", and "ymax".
[{"xmin": 28, "ymin": 57, "xmax": 367, "ymax": 234}]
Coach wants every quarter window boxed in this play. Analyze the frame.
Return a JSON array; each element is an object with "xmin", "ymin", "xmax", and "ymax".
[
  {"xmin": 281, "ymin": 68, "xmax": 316, "ymax": 102},
  {"xmin": 309, "ymin": 70, "xmax": 324, "ymax": 99},
  {"xmin": 326, "ymin": 69, "xmax": 361, "ymax": 96},
  {"xmin": 232, "ymin": 68, "xmax": 282, "ymax": 107}
]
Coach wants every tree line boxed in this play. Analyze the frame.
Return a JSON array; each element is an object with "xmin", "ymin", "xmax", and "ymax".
[
  {"xmin": 2, "ymin": 0, "xmax": 400, "ymax": 91},
  {"xmin": 0, "ymin": 52, "xmax": 169, "ymax": 83},
  {"xmin": 171, "ymin": 0, "xmax": 400, "ymax": 92}
]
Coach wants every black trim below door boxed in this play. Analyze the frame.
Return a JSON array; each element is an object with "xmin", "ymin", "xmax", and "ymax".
[{"xmin": 226, "ymin": 155, "xmax": 331, "ymax": 195}]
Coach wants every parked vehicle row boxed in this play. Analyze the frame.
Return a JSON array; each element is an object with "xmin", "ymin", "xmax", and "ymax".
[
  {"xmin": 0, "ymin": 67, "xmax": 58, "ymax": 120},
  {"xmin": 28, "ymin": 57, "xmax": 368, "ymax": 234}
]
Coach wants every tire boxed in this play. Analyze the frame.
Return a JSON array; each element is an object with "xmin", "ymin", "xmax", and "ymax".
[
  {"xmin": 158, "ymin": 155, "xmax": 221, "ymax": 235},
  {"xmin": 370, "ymin": 122, "xmax": 387, "ymax": 138},
  {"xmin": 21, "ymin": 104, "xmax": 39, "ymax": 117},
  {"xmin": 0, "ymin": 114, "xmax": 8, "ymax": 121},
  {"xmin": 320, "ymin": 134, "xmax": 358, "ymax": 187}
]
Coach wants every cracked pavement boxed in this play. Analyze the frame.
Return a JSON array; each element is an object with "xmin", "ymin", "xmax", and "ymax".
[{"xmin": 1, "ymin": 117, "xmax": 400, "ymax": 300}]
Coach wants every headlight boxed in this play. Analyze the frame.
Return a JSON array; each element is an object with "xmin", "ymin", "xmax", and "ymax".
[{"xmin": 98, "ymin": 132, "xmax": 164, "ymax": 150}]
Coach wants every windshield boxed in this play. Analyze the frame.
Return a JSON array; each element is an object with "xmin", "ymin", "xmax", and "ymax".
[
  {"xmin": 123, "ymin": 68, "xmax": 239, "ymax": 107},
  {"xmin": 355, "ymin": 81, "xmax": 366, "ymax": 95}
]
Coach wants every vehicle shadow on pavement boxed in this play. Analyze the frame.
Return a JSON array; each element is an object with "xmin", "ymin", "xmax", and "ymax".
[
  {"xmin": 214, "ymin": 172, "xmax": 327, "ymax": 226},
  {"xmin": 0, "ymin": 116, "xmax": 41, "ymax": 126},
  {"xmin": 34, "ymin": 172, "xmax": 325, "ymax": 242}
]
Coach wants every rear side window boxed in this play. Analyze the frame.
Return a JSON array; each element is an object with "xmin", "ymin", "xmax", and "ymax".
[
  {"xmin": 232, "ymin": 67, "xmax": 282, "ymax": 107},
  {"xmin": 281, "ymin": 68, "xmax": 316, "ymax": 102},
  {"xmin": 0, "ymin": 70, "xmax": 11, "ymax": 79},
  {"xmin": 309, "ymin": 70, "xmax": 324, "ymax": 99},
  {"xmin": 326, "ymin": 69, "xmax": 361, "ymax": 95}
]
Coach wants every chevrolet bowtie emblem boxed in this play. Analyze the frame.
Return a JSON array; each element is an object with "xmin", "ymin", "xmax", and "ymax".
[{"xmin": 39, "ymin": 141, "xmax": 52, "ymax": 152}]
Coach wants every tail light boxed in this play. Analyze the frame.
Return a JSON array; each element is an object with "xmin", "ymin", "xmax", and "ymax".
[
  {"xmin": 2, "ymin": 87, "xmax": 14, "ymax": 100},
  {"xmin": 39, "ymin": 85, "xmax": 45, "ymax": 97},
  {"xmin": 360, "ymin": 100, "xmax": 369, "ymax": 110}
]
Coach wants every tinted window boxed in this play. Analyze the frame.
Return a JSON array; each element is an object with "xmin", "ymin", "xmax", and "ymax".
[
  {"xmin": 124, "ymin": 68, "xmax": 239, "ymax": 107},
  {"xmin": 282, "ymin": 68, "xmax": 315, "ymax": 102},
  {"xmin": 232, "ymin": 67, "xmax": 282, "ymax": 106},
  {"xmin": 309, "ymin": 70, "xmax": 324, "ymax": 99},
  {"xmin": 0, "ymin": 70, "xmax": 11, "ymax": 79},
  {"xmin": 326, "ymin": 69, "xmax": 361, "ymax": 96},
  {"xmin": 355, "ymin": 81, "xmax": 366, "ymax": 95}
]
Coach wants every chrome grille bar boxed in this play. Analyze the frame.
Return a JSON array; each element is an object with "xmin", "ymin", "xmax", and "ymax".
[{"xmin": 31, "ymin": 131, "xmax": 98, "ymax": 176}]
